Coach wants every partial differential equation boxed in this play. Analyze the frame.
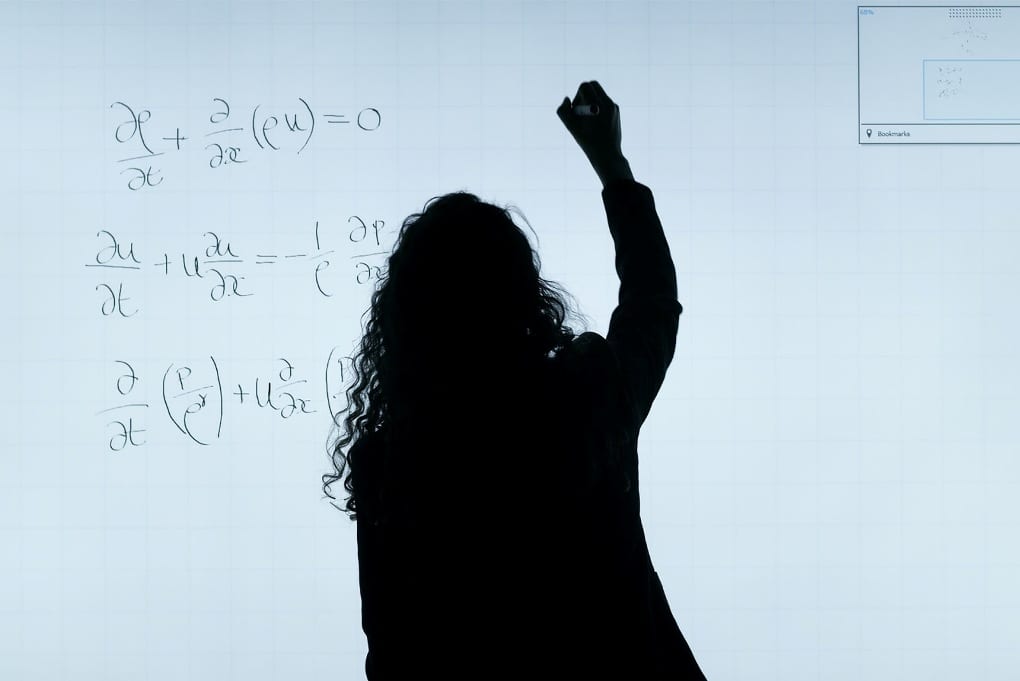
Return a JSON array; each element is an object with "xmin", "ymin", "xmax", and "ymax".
[
  {"xmin": 110, "ymin": 97, "xmax": 382, "ymax": 190},
  {"xmin": 95, "ymin": 348, "xmax": 356, "ymax": 451},
  {"xmin": 86, "ymin": 216, "xmax": 390, "ymax": 316}
]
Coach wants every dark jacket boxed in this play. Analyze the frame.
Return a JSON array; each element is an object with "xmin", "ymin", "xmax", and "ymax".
[{"xmin": 353, "ymin": 180, "xmax": 706, "ymax": 680}]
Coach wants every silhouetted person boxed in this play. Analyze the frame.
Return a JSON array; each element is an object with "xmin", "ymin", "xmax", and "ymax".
[{"xmin": 323, "ymin": 81, "xmax": 707, "ymax": 680}]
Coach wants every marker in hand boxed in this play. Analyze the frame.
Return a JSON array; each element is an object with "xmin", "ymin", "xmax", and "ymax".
[{"xmin": 573, "ymin": 104, "xmax": 599, "ymax": 116}]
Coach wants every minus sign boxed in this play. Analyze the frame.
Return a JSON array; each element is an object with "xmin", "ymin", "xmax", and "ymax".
[{"xmin": 284, "ymin": 254, "xmax": 307, "ymax": 258}]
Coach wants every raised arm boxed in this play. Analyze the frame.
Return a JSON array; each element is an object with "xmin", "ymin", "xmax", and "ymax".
[{"xmin": 558, "ymin": 80, "xmax": 682, "ymax": 433}]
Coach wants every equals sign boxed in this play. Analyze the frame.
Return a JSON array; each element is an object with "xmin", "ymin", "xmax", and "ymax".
[
  {"xmin": 323, "ymin": 114, "xmax": 349, "ymax": 124},
  {"xmin": 256, "ymin": 254, "xmax": 278, "ymax": 265}
]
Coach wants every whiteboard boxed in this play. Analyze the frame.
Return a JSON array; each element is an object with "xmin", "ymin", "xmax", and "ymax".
[{"xmin": 3, "ymin": 1, "xmax": 1020, "ymax": 679}]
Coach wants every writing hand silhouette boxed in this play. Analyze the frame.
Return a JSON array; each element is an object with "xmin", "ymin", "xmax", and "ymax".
[{"xmin": 557, "ymin": 80, "xmax": 632, "ymax": 185}]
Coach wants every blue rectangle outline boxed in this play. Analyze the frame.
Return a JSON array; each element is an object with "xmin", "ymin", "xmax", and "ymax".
[{"xmin": 923, "ymin": 58, "xmax": 1020, "ymax": 121}]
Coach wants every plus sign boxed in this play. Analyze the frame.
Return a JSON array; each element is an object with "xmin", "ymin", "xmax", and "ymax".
[{"xmin": 162, "ymin": 127, "xmax": 188, "ymax": 150}]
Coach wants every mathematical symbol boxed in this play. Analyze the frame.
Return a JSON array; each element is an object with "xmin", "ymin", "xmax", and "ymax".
[
  {"xmin": 154, "ymin": 254, "xmax": 172, "ymax": 274},
  {"xmin": 161, "ymin": 128, "xmax": 189, "ymax": 150}
]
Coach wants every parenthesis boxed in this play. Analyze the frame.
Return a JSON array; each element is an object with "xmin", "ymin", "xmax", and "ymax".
[
  {"xmin": 162, "ymin": 364, "xmax": 187, "ymax": 436},
  {"xmin": 182, "ymin": 407, "xmax": 210, "ymax": 446},
  {"xmin": 325, "ymin": 346, "xmax": 338, "ymax": 423},
  {"xmin": 252, "ymin": 103, "xmax": 264, "ymax": 149},
  {"xmin": 211, "ymin": 355, "xmax": 223, "ymax": 438},
  {"xmin": 298, "ymin": 97, "xmax": 314, "ymax": 154}
]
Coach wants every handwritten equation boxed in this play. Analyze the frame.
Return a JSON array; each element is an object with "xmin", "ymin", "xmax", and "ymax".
[
  {"xmin": 86, "ymin": 215, "xmax": 390, "ymax": 316},
  {"xmin": 111, "ymin": 97, "xmax": 382, "ymax": 190},
  {"xmin": 934, "ymin": 64, "xmax": 964, "ymax": 99},
  {"xmin": 96, "ymin": 348, "xmax": 354, "ymax": 451},
  {"xmin": 950, "ymin": 24, "xmax": 989, "ymax": 55}
]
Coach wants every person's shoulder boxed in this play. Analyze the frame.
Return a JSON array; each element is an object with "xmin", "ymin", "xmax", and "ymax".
[
  {"xmin": 574, "ymin": 330, "xmax": 607, "ymax": 349},
  {"xmin": 560, "ymin": 332, "xmax": 641, "ymax": 444},
  {"xmin": 559, "ymin": 331, "xmax": 610, "ymax": 365},
  {"xmin": 557, "ymin": 331, "xmax": 618, "ymax": 386}
]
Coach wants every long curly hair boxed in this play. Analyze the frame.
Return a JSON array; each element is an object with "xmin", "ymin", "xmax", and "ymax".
[{"xmin": 322, "ymin": 190, "xmax": 600, "ymax": 523}]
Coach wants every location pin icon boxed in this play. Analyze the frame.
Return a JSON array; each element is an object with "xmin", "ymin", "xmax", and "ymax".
[{"xmin": 866, "ymin": 128, "xmax": 872, "ymax": 138}]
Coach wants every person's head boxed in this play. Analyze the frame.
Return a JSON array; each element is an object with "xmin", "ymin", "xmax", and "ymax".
[{"xmin": 322, "ymin": 190, "xmax": 593, "ymax": 521}]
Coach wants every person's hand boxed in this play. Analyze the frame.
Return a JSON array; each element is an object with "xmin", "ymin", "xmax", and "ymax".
[{"xmin": 557, "ymin": 81, "xmax": 628, "ymax": 176}]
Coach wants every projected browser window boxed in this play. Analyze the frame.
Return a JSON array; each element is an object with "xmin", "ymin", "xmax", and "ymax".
[{"xmin": 859, "ymin": 5, "xmax": 1020, "ymax": 143}]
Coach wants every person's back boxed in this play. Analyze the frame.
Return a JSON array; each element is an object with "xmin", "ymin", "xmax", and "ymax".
[{"xmin": 354, "ymin": 81, "xmax": 706, "ymax": 680}]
